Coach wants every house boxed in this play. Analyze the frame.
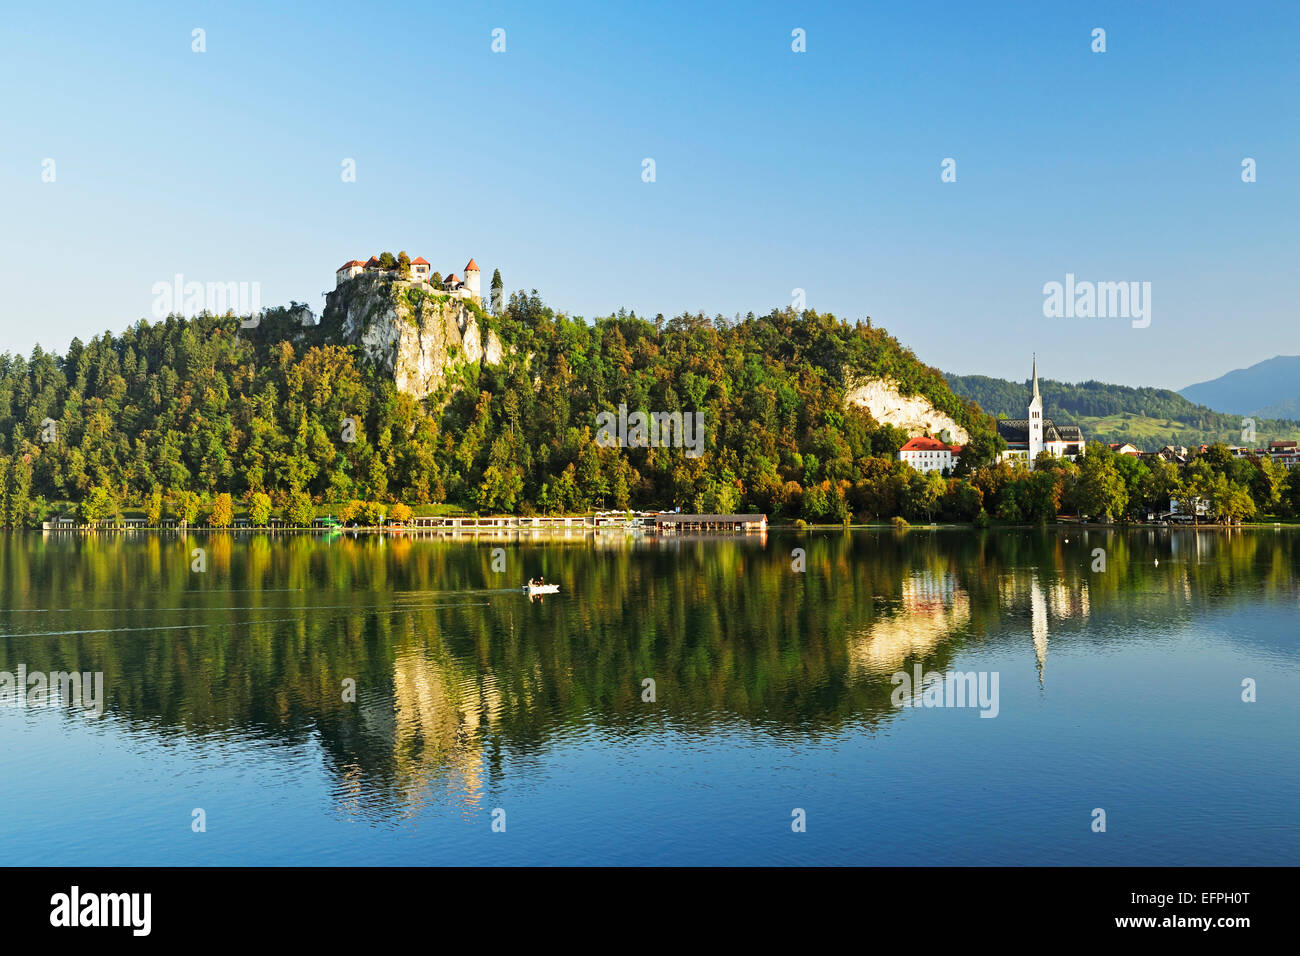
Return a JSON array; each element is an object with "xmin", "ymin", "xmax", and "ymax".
[
  {"xmin": 1267, "ymin": 441, "xmax": 1300, "ymax": 467},
  {"xmin": 1156, "ymin": 445, "xmax": 1189, "ymax": 465},
  {"xmin": 1170, "ymin": 497, "xmax": 1210, "ymax": 519},
  {"xmin": 335, "ymin": 259, "xmax": 366, "ymax": 283},
  {"xmin": 411, "ymin": 256, "xmax": 431, "ymax": 282},
  {"xmin": 1108, "ymin": 442, "xmax": 1141, "ymax": 456},
  {"xmin": 996, "ymin": 357, "xmax": 1085, "ymax": 467},
  {"xmin": 900, "ymin": 435, "xmax": 962, "ymax": 474}
]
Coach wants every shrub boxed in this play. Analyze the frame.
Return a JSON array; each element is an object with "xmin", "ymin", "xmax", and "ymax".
[{"xmin": 890, "ymin": 515, "xmax": 910, "ymax": 530}]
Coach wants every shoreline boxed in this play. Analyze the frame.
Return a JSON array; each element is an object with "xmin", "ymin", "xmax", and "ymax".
[{"xmin": 26, "ymin": 519, "xmax": 1296, "ymax": 535}]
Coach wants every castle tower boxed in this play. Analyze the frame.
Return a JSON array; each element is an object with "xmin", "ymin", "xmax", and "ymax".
[
  {"xmin": 463, "ymin": 259, "xmax": 481, "ymax": 302},
  {"xmin": 1027, "ymin": 354, "xmax": 1044, "ymax": 461}
]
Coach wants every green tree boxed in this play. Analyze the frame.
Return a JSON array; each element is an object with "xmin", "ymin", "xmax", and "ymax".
[
  {"xmin": 287, "ymin": 491, "xmax": 315, "ymax": 526},
  {"xmin": 490, "ymin": 268, "xmax": 504, "ymax": 314},
  {"xmin": 249, "ymin": 492, "xmax": 273, "ymax": 526},
  {"xmin": 80, "ymin": 484, "xmax": 118, "ymax": 524},
  {"xmin": 171, "ymin": 490, "xmax": 201, "ymax": 527},
  {"xmin": 1075, "ymin": 447, "xmax": 1128, "ymax": 520},
  {"xmin": 145, "ymin": 486, "xmax": 164, "ymax": 525}
]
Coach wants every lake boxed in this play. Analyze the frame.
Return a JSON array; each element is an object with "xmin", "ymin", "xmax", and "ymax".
[{"xmin": 1, "ymin": 528, "xmax": 1297, "ymax": 866}]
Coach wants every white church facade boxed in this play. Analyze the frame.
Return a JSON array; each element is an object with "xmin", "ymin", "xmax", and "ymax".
[{"xmin": 996, "ymin": 357, "xmax": 1085, "ymax": 467}]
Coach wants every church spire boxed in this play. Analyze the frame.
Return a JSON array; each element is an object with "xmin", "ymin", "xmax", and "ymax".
[{"xmin": 1032, "ymin": 354, "xmax": 1039, "ymax": 401}]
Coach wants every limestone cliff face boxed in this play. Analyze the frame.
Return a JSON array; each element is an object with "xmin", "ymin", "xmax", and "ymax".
[
  {"xmin": 322, "ymin": 275, "xmax": 503, "ymax": 399},
  {"xmin": 845, "ymin": 377, "xmax": 970, "ymax": 444}
]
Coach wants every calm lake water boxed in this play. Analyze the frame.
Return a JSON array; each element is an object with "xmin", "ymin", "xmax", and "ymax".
[{"xmin": 1, "ymin": 528, "xmax": 1297, "ymax": 866}]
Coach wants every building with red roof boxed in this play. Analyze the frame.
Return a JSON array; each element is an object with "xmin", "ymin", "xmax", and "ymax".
[
  {"xmin": 334, "ymin": 253, "xmax": 482, "ymax": 304},
  {"xmin": 899, "ymin": 435, "xmax": 963, "ymax": 474}
]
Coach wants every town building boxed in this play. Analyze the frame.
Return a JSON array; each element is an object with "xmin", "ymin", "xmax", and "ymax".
[
  {"xmin": 899, "ymin": 435, "xmax": 962, "ymax": 474},
  {"xmin": 996, "ymin": 357, "xmax": 1085, "ymax": 467}
]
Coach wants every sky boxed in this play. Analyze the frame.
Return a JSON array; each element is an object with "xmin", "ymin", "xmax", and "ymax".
[{"xmin": 1, "ymin": 0, "xmax": 1296, "ymax": 390}]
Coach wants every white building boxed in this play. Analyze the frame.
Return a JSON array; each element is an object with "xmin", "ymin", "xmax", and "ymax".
[
  {"xmin": 900, "ymin": 436, "xmax": 962, "ymax": 473},
  {"xmin": 996, "ymin": 356, "xmax": 1085, "ymax": 467}
]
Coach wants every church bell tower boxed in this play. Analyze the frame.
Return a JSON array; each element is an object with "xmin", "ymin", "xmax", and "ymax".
[{"xmin": 1028, "ymin": 355, "xmax": 1044, "ymax": 462}]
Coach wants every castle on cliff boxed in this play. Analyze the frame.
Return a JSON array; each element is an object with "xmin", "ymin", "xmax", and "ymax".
[{"xmin": 335, "ymin": 255, "xmax": 481, "ymax": 304}]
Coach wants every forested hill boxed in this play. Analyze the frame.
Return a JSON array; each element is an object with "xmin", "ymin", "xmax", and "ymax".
[
  {"xmin": 944, "ymin": 372, "xmax": 1300, "ymax": 448},
  {"xmin": 0, "ymin": 293, "xmax": 995, "ymax": 524}
]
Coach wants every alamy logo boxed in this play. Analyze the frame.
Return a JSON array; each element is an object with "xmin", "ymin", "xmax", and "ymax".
[
  {"xmin": 890, "ymin": 666, "xmax": 1000, "ymax": 718},
  {"xmin": 0, "ymin": 666, "xmax": 105, "ymax": 717},
  {"xmin": 151, "ymin": 274, "xmax": 261, "ymax": 319},
  {"xmin": 595, "ymin": 404, "xmax": 706, "ymax": 458},
  {"xmin": 1042, "ymin": 273, "xmax": 1151, "ymax": 328},
  {"xmin": 50, "ymin": 886, "xmax": 151, "ymax": 936}
]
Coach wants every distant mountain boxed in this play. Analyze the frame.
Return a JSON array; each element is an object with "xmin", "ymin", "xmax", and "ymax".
[
  {"xmin": 1179, "ymin": 355, "xmax": 1300, "ymax": 418},
  {"xmin": 944, "ymin": 372, "xmax": 1300, "ymax": 449}
]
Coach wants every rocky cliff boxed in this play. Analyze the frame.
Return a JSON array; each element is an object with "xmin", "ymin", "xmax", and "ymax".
[
  {"xmin": 321, "ymin": 274, "xmax": 503, "ymax": 399},
  {"xmin": 845, "ymin": 377, "xmax": 970, "ymax": 444}
]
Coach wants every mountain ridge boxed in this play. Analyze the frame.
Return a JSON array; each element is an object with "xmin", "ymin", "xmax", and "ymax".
[{"xmin": 1178, "ymin": 354, "xmax": 1300, "ymax": 418}]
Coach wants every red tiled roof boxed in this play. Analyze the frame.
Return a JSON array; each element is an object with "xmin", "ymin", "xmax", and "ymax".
[
  {"xmin": 900, "ymin": 436, "xmax": 960, "ymax": 453},
  {"xmin": 464, "ymin": 258, "xmax": 479, "ymax": 272},
  {"xmin": 365, "ymin": 256, "xmax": 381, "ymax": 267},
  {"xmin": 445, "ymin": 273, "xmax": 460, "ymax": 284},
  {"xmin": 337, "ymin": 260, "xmax": 365, "ymax": 270},
  {"xmin": 411, "ymin": 257, "xmax": 430, "ymax": 265}
]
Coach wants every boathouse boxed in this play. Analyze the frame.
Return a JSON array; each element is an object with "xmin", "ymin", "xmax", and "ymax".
[{"xmin": 652, "ymin": 513, "xmax": 767, "ymax": 532}]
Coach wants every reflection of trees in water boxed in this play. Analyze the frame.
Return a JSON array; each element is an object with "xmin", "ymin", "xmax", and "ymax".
[{"xmin": 1, "ymin": 528, "xmax": 1296, "ymax": 816}]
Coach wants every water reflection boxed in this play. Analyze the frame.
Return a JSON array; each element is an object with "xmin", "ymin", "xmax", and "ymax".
[{"xmin": 2, "ymin": 527, "xmax": 1297, "ymax": 824}]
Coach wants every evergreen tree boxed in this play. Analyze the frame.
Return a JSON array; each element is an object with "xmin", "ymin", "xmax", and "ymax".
[{"xmin": 490, "ymin": 269, "xmax": 504, "ymax": 314}]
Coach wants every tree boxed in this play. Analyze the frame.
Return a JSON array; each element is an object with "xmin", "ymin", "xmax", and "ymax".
[
  {"xmin": 209, "ymin": 492, "xmax": 234, "ymax": 528},
  {"xmin": 397, "ymin": 251, "xmax": 411, "ymax": 278},
  {"xmin": 80, "ymin": 485, "xmax": 118, "ymax": 524},
  {"xmin": 249, "ymin": 492, "xmax": 273, "ymax": 526},
  {"xmin": 5, "ymin": 456, "xmax": 34, "ymax": 528},
  {"xmin": 490, "ymin": 268, "xmax": 504, "ymax": 314},
  {"xmin": 905, "ymin": 470, "xmax": 945, "ymax": 522},
  {"xmin": 1075, "ymin": 447, "xmax": 1128, "ymax": 520},
  {"xmin": 171, "ymin": 490, "xmax": 201, "ymax": 527},
  {"xmin": 145, "ymin": 487, "xmax": 164, "ymax": 526},
  {"xmin": 287, "ymin": 491, "xmax": 315, "ymax": 526},
  {"xmin": 389, "ymin": 502, "xmax": 413, "ymax": 524}
]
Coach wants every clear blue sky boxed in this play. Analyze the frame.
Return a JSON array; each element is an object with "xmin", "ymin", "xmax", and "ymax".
[{"xmin": 1, "ymin": 0, "xmax": 1296, "ymax": 389}]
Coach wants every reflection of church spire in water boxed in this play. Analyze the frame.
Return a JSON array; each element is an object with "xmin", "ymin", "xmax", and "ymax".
[{"xmin": 1031, "ymin": 572, "xmax": 1048, "ymax": 689}]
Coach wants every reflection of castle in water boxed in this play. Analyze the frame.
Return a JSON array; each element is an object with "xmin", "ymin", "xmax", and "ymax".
[{"xmin": 341, "ymin": 651, "xmax": 505, "ymax": 823}]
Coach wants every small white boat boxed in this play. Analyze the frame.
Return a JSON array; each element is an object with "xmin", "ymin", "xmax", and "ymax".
[{"xmin": 523, "ymin": 582, "xmax": 560, "ymax": 596}]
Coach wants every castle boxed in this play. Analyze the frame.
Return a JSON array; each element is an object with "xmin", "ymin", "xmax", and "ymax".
[
  {"xmin": 335, "ymin": 255, "xmax": 481, "ymax": 304},
  {"xmin": 996, "ymin": 356, "xmax": 1085, "ymax": 467}
]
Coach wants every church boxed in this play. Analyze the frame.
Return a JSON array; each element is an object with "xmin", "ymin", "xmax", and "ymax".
[{"xmin": 996, "ymin": 357, "xmax": 1085, "ymax": 467}]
